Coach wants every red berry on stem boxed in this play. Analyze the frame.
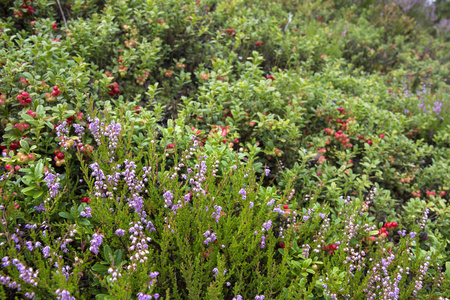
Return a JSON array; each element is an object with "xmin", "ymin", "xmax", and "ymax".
[{"xmin": 56, "ymin": 152, "xmax": 65, "ymax": 159}]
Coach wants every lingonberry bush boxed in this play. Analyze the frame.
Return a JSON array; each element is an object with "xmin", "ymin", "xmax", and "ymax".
[{"xmin": 1, "ymin": 0, "xmax": 450, "ymax": 298}]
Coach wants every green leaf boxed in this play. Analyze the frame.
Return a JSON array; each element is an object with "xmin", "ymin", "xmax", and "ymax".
[
  {"xmin": 19, "ymin": 140, "xmax": 30, "ymax": 152},
  {"xmin": 22, "ymin": 72, "xmax": 33, "ymax": 79},
  {"xmin": 32, "ymin": 191, "xmax": 44, "ymax": 199},
  {"xmin": 113, "ymin": 250, "xmax": 122, "ymax": 267},
  {"xmin": 96, "ymin": 295, "xmax": 116, "ymax": 300},
  {"xmin": 92, "ymin": 264, "xmax": 109, "ymax": 274},
  {"xmin": 58, "ymin": 212, "xmax": 74, "ymax": 220},
  {"xmin": 103, "ymin": 245, "xmax": 113, "ymax": 263},
  {"xmin": 35, "ymin": 161, "xmax": 44, "ymax": 178}
]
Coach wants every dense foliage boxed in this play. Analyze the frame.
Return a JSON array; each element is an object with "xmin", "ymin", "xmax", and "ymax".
[{"xmin": 1, "ymin": 0, "xmax": 450, "ymax": 299}]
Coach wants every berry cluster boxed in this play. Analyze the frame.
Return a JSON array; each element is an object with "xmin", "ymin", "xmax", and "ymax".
[
  {"xmin": 17, "ymin": 151, "xmax": 36, "ymax": 163},
  {"xmin": 13, "ymin": 123, "xmax": 29, "ymax": 132},
  {"xmin": 51, "ymin": 85, "xmax": 61, "ymax": 97},
  {"xmin": 0, "ymin": 94, "xmax": 6, "ymax": 105},
  {"xmin": 357, "ymin": 135, "xmax": 373, "ymax": 145},
  {"xmin": 26, "ymin": 110, "xmax": 37, "ymax": 118},
  {"xmin": 378, "ymin": 222, "xmax": 398, "ymax": 237},
  {"xmin": 16, "ymin": 91, "xmax": 33, "ymax": 107},
  {"xmin": 81, "ymin": 197, "xmax": 91, "ymax": 204},
  {"xmin": 324, "ymin": 128, "xmax": 353, "ymax": 148},
  {"xmin": 14, "ymin": 0, "xmax": 35, "ymax": 18},
  {"xmin": 54, "ymin": 149, "xmax": 65, "ymax": 166},
  {"xmin": 136, "ymin": 71, "xmax": 149, "ymax": 85},
  {"xmin": 20, "ymin": 78, "xmax": 29, "ymax": 87},
  {"xmin": 108, "ymin": 82, "xmax": 120, "ymax": 96},
  {"xmin": 76, "ymin": 142, "xmax": 93, "ymax": 154},
  {"xmin": 323, "ymin": 244, "xmax": 338, "ymax": 255}
]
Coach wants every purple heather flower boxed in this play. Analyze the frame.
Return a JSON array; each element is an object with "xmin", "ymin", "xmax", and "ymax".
[
  {"xmin": 42, "ymin": 246, "xmax": 51, "ymax": 258},
  {"xmin": 239, "ymin": 188, "xmax": 247, "ymax": 200},
  {"xmin": 44, "ymin": 171, "xmax": 60, "ymax": 198},
  {"xmin": 262, "ymin": 220, "xmax": 272, "ymax": 232},
  {"xmin": 233, "ymin": 296, "xmax": 243, "ymax": 300},
  {"xmin": 212, "ymin": 205, "xmax": 222, "ymax": 223},
  {"xmin": 115, "ymin": 229, "xmax": 125, "ymax": 236},
  {"xmin": 255, "ymin": 295, "xmax": 265, "ymax": 300},
  {"xmin": 227, "ymin": 282, "xmax": 231, "ymax": 286},
  {"xmin": 80, "ymin": 207, "xmax": 92, "ymax": 218},
  {"xmin": 267, "ymin": 199, "xmax": 275, "ymax": 206},
  {"xmin": 163, "ymin": 191, "xmax": 173, "ymax": 208},
  {"xmin": 249, "ymin": 202, "xmax": 254, "ymax": 208},
  {"xmin": 265, "ymin": 168, "xmax": 270, "ymax": 176},
  {"xmin": 398, "ymin": 230, "xmax": 407, "ymax": 237},
  {"xmin": 1, "ymin": 257, "xmax": 10, "ymax": 267},
  {"xmin": 137, "ymin": 293, "xmax": 152, "ymax": 300},
  {"xmin": 55, "ymin": 289, "xmax": 75, "ymax": 300},
  {"xmin": 319, "ymin": 213, "xmax": 326, "ymax": 219},
  {"xmin": 89, "ymin": 233, "xmax": 104, "ymax": 255},
  {"xmin": 410, "ymin": 232, "xmax": 417, "ymax": 239}
]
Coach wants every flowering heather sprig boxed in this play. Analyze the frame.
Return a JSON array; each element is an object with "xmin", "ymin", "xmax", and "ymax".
[
  {"xmin": 233, "ymin": 296, "xmax": 243, "ymax": 300},
  {"xmin": 88, "ymin": 117, "xmax": 103, "ymax": 145},
  {"xmin": 107, "ymin": 266, "xmax": 122, "ymax": 282},
  {"xmin": 255, "ymin": 295, "xmax": 265, "ymax": 300},
  {"xmin": 420, "ymin": 209, "xmax": 429, "ymax": 229},
  {"xmin": 89, "ymin": 233, "xmax": 104, "ymax": 255},
  {"xmin": 55, "ymin": 289, "xmax": 75, "ymax": 300},
  {"xmin": 262, "ymin": 220, "xmax": 272, "ymax": 232},
  {"xmin": 33, "ymin": 203, "xmax": 45, "ymax": 212},
  {"xmin": 212, "ymin": 205, "xmax": 222, "ymax": 223},
  {"xmin": 127, "ymin": 221, "xmax": 152, "ymax": 270},
  {"xmin": 163, "ymin": 191, "xmax": 174, "ymax": 208},
  {"xmin": 115, "ymin": 229, "xmax": 125, "ymax": 236},
  {"xmin": 80, "ymin": 207, "xmax": 92, "ymax": 217},
  {"xmin": 10, "ymin": 258, "xmax": 39, "ymax": 286},
  {"xmin": 239, "ymin": 188, "xmax": 247, "ymax": 200},
  {"xmin": 90, "ymin": 162, "xmax": 107, "ymax": 198},
  {"xmin": 260, "ymin": 235, "xmax": 266, "ymax": 248},
  {"xmin": 0, "ymin": 275, "xmax": 21, "ymax": 295},
  {"xmin": 42, "ymin": 246, "xmax": 51, "ymax": 258},
  {"xmin": 55, "ymin": 121, "xmax": 70, "ymax": 149},
  {"xmin": 264, "ymin": 168, "xmax": 270, "ymax": 176},
  {"xmin": 203, "ymin": 230, "xmax": 217, "ymax": 245},
  {"xmin": 267, "ymin": 199, "xmax": 275, "ymax": 206},
  {"xmin": 43, "ymin": 171, "xmax": 60, "ymax": 199},
  {"xmin": 302, "ymin": 244, "xmax": 310, "ymax": 258},
  {"xmin": 412, "ymin": 256, "xmax": 431, "ymax": 296},
  {"xmin": 72, "ymin": 123, "xmax": 84, "ymax": 139}
]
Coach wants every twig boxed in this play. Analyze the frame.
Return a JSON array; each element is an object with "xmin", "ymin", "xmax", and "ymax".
[{"xmin": 55, "ymin": 0, "xmax": 67, "ymax": 28}]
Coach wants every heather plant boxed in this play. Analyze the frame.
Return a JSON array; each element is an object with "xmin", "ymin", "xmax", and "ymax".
[{"xmin": 1, "ymin": 0, "xmax": 450, "ymax": 298}]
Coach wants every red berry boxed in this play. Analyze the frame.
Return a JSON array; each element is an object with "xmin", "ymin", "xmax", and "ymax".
[
  {"xmin": 367, "ymin": 140, "xmax": 373, "ymax": 145},
  {"xmin": 283, "ymin": 204, "xmax": 288, "ymax": 209},
  {"xmin": 379, "ymin": 134, "xmax": 385, "ymax": 139},
  {"xmin": 385, "ymin": 222, "xmax": 392, "ymax": 228},
  {"xmin": 391, "ymin": 222, "xmax": 398, "ymax": 228},
  {"xmin": 81, "ymin": 197, "xmax": 91, "ymax": 204},
  {"xmin": 5, "ymin": 164, "xmax": 12, "ymax": 170},
  {"xmin": 56, "ymin": 152, "xmax": 65, "ymax": 159},
  {"xmin": 279, "ymin": 241, "xmax": 285, "ymax": 248},
  {"xmin": 330, "ymin": 244, "xmax": 337, "ymax": 250},
  {"xmin": 10, "ymin": 142, "xmax": 18, "ymax": 150}
]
